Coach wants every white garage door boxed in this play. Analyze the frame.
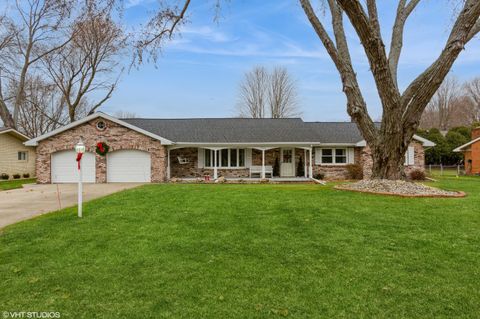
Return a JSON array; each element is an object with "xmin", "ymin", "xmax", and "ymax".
[
  {"xmin": 51, "ymin": 151, "xmax": 96, "ymax": 183},
  {"xmin": 107, "ymin": 150, "xmax": 151, "ymax": 182}
]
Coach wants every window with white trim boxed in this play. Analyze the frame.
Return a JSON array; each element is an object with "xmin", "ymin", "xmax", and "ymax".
[
  {"xmin": 18, "ymin": 151, "xmax": 28, "ymax": 161},
  {"xmin": 204, "ymin": 148, "xmax": 246, "ymax": 168},
  {"xmin": 316, "ymin": 148, "xmax": 348, "ymax": 165}
]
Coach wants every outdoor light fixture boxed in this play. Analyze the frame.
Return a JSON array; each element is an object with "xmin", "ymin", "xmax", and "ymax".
[
  {"xmin": 75, "ymin": 138, "xmax": 85, "ymax": 218},
  {"xmin": 75, "ymin": 139, "xmax": 86, "ymax": 154}
]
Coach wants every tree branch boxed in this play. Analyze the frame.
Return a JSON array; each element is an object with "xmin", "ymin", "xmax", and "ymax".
[
  {"xmin": 402, "ymin": 0, "xmax": 480, "ymax": 128},
  {"xmin": 134, "ymin": 0, "xmax": 191, "ymax": 65},
  {"xmin": 337, "ymin": 0, "xmax": 401, "ymax": 113},
  {"xmin": 467, "ymin": 18, "xmax": 480, "ymax": 42},
  {"xmin": 301, "ymin": 0, "xmax": 377, "ymax": 145},
  {"xmin": 388, "ymin": 0, "xmax": 421, "ymax": 87},
  {"xmin": 299, "ymin": 0, "xmax": 341, "ymax": 68}
]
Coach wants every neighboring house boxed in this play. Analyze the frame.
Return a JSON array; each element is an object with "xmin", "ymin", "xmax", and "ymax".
[
  {"xmin": 25, "ymin": 112, "xmax": 435, "ymax": 183},
  {"xmin": 454, "ymin": 127, "xmax": 480, "ymax": 175},
  {"xmin": 0, "ymin": 127, "xmax": 35, "ymax": 179}
]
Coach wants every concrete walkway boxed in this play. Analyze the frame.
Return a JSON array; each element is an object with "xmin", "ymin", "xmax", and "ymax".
[{"xmin": 0, "ymin": 183, "xmax": 143, "ymax": 229}]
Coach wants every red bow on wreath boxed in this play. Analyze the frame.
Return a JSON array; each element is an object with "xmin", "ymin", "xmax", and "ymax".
[{"xmin": 97, "ymin": 142, "xmax": 105, "ymax": 153}]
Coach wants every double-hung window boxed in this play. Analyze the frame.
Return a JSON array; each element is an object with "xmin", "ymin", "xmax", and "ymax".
[
  {"xmin": 205, "ymin": 148, "xmax": 245, "ymax": 168},
  {"xmin": 316, "ymin": 148, "xmax": 348, "ymax": 165}
]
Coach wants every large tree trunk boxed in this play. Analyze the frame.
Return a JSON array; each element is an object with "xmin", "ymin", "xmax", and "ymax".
[{"xmin": 369, "ymin": 142, "xmax": 407, "ymax": 180}]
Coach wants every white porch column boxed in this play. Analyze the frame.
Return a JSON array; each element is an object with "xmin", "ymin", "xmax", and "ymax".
[
  {"xmin": 261, "ymin": 149, "xmax": 266, "ymax": 179},
  {"xmin": 213, "ymin": 149, "xmax": 218, "ymax": 179},
  {"xmin": 304, "ymin": 149, "xmax": 307, "ymax": 178},
  {"xmin": 309, "ymin": 148, "xmax": 313, "ymax": 178},
  {"xmin": 167, "ymin": 148, "xmax": 171, "ymax": 180}
]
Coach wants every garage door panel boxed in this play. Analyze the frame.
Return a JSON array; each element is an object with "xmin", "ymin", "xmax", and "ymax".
[
  {"xmin": 107, "ymin": 150, "xmax": 151, "ymax": 183},
  {"xmin": 51, "ymin": 151, "xmax": 96, "ymax": 183}
]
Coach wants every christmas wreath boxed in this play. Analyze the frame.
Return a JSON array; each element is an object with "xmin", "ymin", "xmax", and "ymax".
[{"xmin": 95, "ymin": 142, "xmax": 109, "ymax": 156}]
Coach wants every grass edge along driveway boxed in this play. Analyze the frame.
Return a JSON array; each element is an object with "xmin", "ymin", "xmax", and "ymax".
[{"xmin": 0, "ymin": 178, "xmax": 36, "ymax": 191}]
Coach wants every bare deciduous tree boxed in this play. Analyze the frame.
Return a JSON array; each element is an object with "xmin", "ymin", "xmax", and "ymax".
[
  {"xmin": 45, "ymin": 8, "xmax": 126, "ymax": 122},
  {"xmin": 421, "ymin": 77, "xmax": 460, "ymax": 130},
  {"xmin": 268, "ymin": 67, "xmax": 301, "ymax": 118},
  {"xmin": 16, "ymin": 76, "xmax": 69, "ymax": 137},
  {"xmin": 237, "ymin": 66, "xmax": 301, "ymax": 118},
  {"xmin": 300, "ymin": 0, "xmax": 480, "ymax": 179},
  {"xmin": 237, "ymin": 66, "xmax": 268, "ymax": 118},
  {"xmin": 114, "ymin": 110, "xmax": 137, "ymax": 118},
  {"xmin": 420, "ymin": 77, "xmax": 480, "ymax": 129},
  {"xmin": 0, "ymin": 0, "xmax": 72, "ymax": 129},
  {"xmin": 465, "ymin": 77, "xmax": 480, "ymax": 122}
]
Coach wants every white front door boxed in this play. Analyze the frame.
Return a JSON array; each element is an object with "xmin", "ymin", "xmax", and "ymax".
[
  {"xmin": 280, "ymin": 148, "xmax": 295, "ymax": 177},
  {"xmin": 51, "ymin": 150, "xmax": 96, "ymax": 183},
  {"xmin": 107, "ymin": 150, "xmax": 151, "ymax": 182}
]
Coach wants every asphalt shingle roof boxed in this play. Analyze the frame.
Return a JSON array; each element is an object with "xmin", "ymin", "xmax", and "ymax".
[{"xmin": 121, "ymin": 118, "xmax": 366, "ymax": 144}]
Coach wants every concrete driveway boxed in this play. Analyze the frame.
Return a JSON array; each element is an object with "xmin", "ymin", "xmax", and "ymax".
[{"xmin": 0, "ymin": 183, "xmax": 143, "ymax": 229}]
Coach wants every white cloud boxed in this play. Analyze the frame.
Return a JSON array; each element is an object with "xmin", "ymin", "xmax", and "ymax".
[{"xmin": 180, "ymin": 26, "xmax": 233, "ymax": 43}]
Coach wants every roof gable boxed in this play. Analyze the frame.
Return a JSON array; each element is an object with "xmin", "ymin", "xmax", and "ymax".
[
  {"xmin": 453, "ymin": 136, "xmax": 480, "ymax": 152},
  {"xmin": 0, "ymin": 127, "xmax": 30, "ymax": 141},
  {"xmin": 25, "ymin": 112, "xmax": 173, "ymax": 146}
]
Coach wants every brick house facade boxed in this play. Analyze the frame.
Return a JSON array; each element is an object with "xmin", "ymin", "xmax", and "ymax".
[
  {"xmin": 35, "ymin": 118, "xmax": 167, "ymax": 183},
  {"xmin": 26, "ymin": 113, "xmax": 433, "ymax": 183},
  {"xmin": 454, "ymin": 127, "xmax": 480, "ymax": 175}
]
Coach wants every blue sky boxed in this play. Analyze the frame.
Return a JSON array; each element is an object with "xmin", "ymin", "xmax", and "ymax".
[{"xmin": 100, "ymin": 0, "xmax": 480, "ymax": 121}]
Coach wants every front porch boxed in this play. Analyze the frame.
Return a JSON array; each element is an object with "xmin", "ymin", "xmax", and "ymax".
[{"xmin": 166, "ymin": 146, "xmax": 315, "ymax": 180}]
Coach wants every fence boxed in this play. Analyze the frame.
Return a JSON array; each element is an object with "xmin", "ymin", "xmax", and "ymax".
[{"xmin": 425, "ymin": 164, "xmax": 465, "ymax": 176}]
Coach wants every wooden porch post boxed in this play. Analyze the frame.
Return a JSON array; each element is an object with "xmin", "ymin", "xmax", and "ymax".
[
  {"xmin": 213, "ymin": 149, "xmax": 218, "ymax": 179},
  {"xmin": 261, "ymin": 149, "xmax": 266, "ymax": 179},
  {"xmin": 309, "ymin": 148, "xmax": 313, "ymax": 178}
]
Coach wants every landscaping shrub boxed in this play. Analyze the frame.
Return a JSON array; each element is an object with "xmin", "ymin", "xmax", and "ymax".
[
  {"xmin": 23, "ymin": 173, "xmax": 30, "ymax": 178},
  {"xmin": 13, "ymin": 174, "xmax": 21, "ymax": 179},
  {"xmin": 313, "ymin": 172, "xmax": 325, "ymax": 180},
  {"xmin": 409, "ymin": 169, "xmax": 426, "ymax": 181},
  {"xmin": 1, "ymin": 173, "xmax": 9, "ymax": 180},
  {"xmin": 346, "ymin": 164, "xmax": 363, "ymax": 180}
]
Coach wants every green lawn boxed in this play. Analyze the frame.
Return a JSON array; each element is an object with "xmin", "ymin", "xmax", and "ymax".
[
  {"xmin": 1, "ymin": 177, "xmax": 479, "ymax": 318},
  {"xmin": 0, "ymin": 178, "xmax": 36, "ymax": 191}
]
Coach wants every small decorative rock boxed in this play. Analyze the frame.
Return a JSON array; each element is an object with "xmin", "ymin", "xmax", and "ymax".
[
  {"xmin": 335, "ymin": 179, "xmax": 464, "ymax": 197},
  {"xmin": 170, "ymin": 177, "xmax": 178, "ymax": 183}
]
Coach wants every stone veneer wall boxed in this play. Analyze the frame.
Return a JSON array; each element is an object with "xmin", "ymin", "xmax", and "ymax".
[
  {"xmin": 164, "ymin": 142, "xmax": 425, "ymax": 181},
  {"xmin": 171, "ymin": 147, "xmax": 309, "ymax": 178},
  {"xmin": 170, "ymin": 148, "xmax": 250, "ymax": 178},
  {"xmin": 311, "ymin": 148, "xmax": 362, "ymax": 180},
  {"xmin": 35, "ymin": 118, "xmax": 167, "ymax": 183}
]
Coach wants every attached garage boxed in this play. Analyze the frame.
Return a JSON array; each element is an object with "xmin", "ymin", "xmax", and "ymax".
[
  {"xmin": 107, "ymin": 150, "xmax": 151, "ymax": 182},
  {"xmin": 51, "ymin": 150, "xmax": 96, "ymax": 183}
]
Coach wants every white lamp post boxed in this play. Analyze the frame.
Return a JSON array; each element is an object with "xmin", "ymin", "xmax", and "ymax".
[{"xmin": 75, "ymin": 138, "xmax": 86, "ymax": 218}]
